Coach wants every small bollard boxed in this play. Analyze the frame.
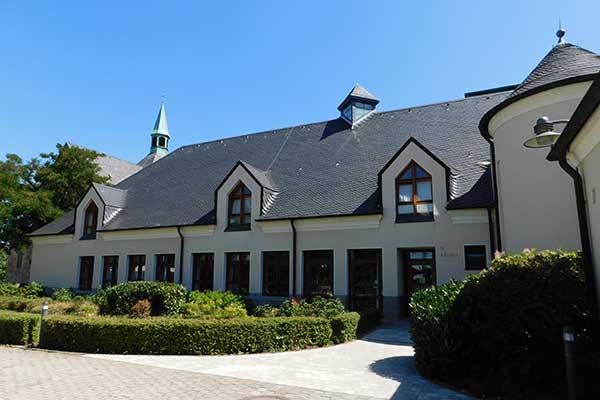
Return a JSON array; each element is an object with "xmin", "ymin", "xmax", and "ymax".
[
  {"xmin": 39, "ymin": 300, "xmax": 49, "ymax": 345},
  {"xmin": 563, "ymin": 326, "xmax": 579, "ymax": 400}
]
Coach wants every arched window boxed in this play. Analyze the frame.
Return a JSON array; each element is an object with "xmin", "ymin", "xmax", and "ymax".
[
  {"xmin": 83, "ymin": 202, "xmax": 98, "ymax": 239},
  {"xmin": 396, "ymin": 162, "xmax": 433, "ymax": 222},
  {"xmin": 228, "ymin": 182, "xmax": 251, "ymax": 229}
]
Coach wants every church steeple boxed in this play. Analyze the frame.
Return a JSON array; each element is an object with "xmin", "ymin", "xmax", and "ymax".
[{"xmin": 138, "ymin": 98, "xmax": 172, "ymax": 168}]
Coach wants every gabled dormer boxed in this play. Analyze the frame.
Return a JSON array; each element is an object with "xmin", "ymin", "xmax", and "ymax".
[
  {"xmin": 75, "ymin": 183, "xmax": 128, "ymax": 239},
  {"xmin": 338, "ymin": 84, "xmax": 379, "ymax": 127}
]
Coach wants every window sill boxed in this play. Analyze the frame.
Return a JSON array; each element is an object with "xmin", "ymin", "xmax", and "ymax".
[
  {"xmin": 225, "ymin": 224, "xmax": 251, "ymax": 232},
  {"xmin": 396, "ymin": 214, "xmax": 434, "ymax": 223}
]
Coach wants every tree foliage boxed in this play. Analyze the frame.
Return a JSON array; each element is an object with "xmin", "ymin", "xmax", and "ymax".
[{"xmin": 0, "ymin": 144, "xmax": 108, "ymax": 251}]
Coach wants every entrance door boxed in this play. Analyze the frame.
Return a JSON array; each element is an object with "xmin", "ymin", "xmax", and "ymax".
[
  {"xmin": 402, "ymin": 249, "xmax": 436, "ymax": 314},
  {"xmin": 348, "ymin": 249, "xmax": 382, "ymax": 311},
  {"xmin": 303, "ymin": 250, "xmax": 334, "ymax": 299}
]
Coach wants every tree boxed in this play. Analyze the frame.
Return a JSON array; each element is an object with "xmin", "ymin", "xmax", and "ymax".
[{"xmin": 0, "ymin": 144, "xmax": 109, "ymax": 252}]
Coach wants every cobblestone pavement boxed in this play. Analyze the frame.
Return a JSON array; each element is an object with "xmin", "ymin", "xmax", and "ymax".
[{"xmin": 0, "ymin": 324, "xmax": 473, "ymax": 400}]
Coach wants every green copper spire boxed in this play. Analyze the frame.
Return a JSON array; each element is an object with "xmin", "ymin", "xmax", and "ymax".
[
  {"xmin": 151, "ymin": 98, "xmax": 170, "ymax": 138},
  {"xmin": 138, "ymin": 98, "xmax": 171, "ymax": 167}
]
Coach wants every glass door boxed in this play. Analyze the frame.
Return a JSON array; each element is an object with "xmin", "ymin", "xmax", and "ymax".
[
  {"xmin": 402, "ymin": 249, "xmax": 436, "ymax": 314},
  {"xmin": 348, "ymin": 249, "xmax": 382, "ymax": 311}
]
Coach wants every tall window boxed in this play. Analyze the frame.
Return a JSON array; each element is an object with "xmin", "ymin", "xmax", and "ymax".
[
  {"xmin": 79, "ymin": 256, "xmax": 94, "ymax": 291},
  {"xmin": 303, "ymin": 250, "xmax": 334, "ymax": 299},
  {"xmin": 226, "ymin": 252, "xmax": 250, "ymax": 295},
  {"xmin": 83, "ymin": 202, "xmax": 98, "ymax": 239},
  {"xmin": 102, "ymin": 255, "xmax": 119, "ymax": 288},
  {"xmin": 396, "ymin": 162, "xmax": 433, "ymax": 222},
  {"xmin": 228, "ymin": 182, "xmax": 251, "ymax": 229},
  {"xmin": 156, "ymin": 254, "xmax": 175, "ymax": 282},
  {"xmin": 128, "ymin": 255, "xmax": 146, "ymax": 281},
  {"xmin": 192, "ymin": 253, "xmax": 214, "ymax": 291},
  {"xmin": 464, "ymin": 245, "xmax": 487, "ymax": 270},
  {"xmin": 262, "ymin": 251, "xmax": 289, "ymax": 297}
]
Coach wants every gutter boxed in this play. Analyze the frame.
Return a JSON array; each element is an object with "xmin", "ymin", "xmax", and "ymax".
[
  {"xmin": 177, "ymin": 226, "xmax": 184, "ymax": 285},
  {"xmin": 558, "ymin": 155, "xmax": 599, "ymax": 331},
  {"xmin": 290, "ymin": 219, "xmax": 297, "ymax": 298},
  {"xmin": 489, "ymin": 144, "xmax": 503, "ymax": 252},
  {"xmin": 487, "ymin": 207, "xmax": 496, "ymax": 257}
]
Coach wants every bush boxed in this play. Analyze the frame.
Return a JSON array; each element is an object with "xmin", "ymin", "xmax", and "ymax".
[
  {"xmin": 0, "ymin": 282, "xmax": 44, "ymax": 298},
  {"xmin": 253, "ymin": 304, "xmax": 278, "ymax": 317},
  {"xmin": 0, "ymin": 296, "xmax": 49, "ymax": 313},
  {"xmin": 51, "ymin": 288, "xmax": 74, "ymax": 302},
  {"xmin": 184, "ymin": 290, "xmax": 247, "ymax": 319},
  {"xmin": 410, "ymin": 250, "xmax": 589, "ymax": 399},
  {"xmin": 330, "ymin": 312, "xmax": 360, "ymax": 344},
  {"xmin": 410, "ymin": 280, "xmax": 464, "ymax": 377},
  {"xmin": 98, "ymin": 282, "xmax": 187, "ymax": 316},
  {"xmin": 357, "ymin": 309, "xmax": 383, "ymax": 334},
  {"xmin": 130, "ymin": 300, "xmax": 151, "ymax": 318},
  {"xmin": 39, "ymin": 315, "xmax": 332, "ymax": 355},
  {"xmin": 278, "ymin": 296, "xmax": 346, "ymax": 318},
  {"xmin": 0, "ymin": 310, "xmax": 40, "ymax": 345}
]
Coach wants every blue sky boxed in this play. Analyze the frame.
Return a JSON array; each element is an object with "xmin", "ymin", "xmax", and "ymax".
[{"xmin": 2, "ymin": 0, "xmax": 599, "ymax": 163}]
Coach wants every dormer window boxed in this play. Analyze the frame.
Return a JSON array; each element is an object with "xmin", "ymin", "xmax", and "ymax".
[
  {"xmin": 228, "ymin": 182, "xmax": 251, "ymax": 230},
  {"xmin": 82, "ymin": 202, "xmax": 98, "ymax": 239},
  {"xmin": 338, "ymin": 84, "xmax": 379, "ymax": 126},
  {"xmin": 396, "ymin": 162, "xmax": 433, "ymax": 222}
]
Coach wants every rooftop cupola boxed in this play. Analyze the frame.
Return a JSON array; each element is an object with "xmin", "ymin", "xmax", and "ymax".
[
  {"xmin": 338, "ymin": 84, "xmax": 379, "ymax": 126},
  {"xmin": 138, "ymin": 98, "xmax": 171, "ymax": 167}
]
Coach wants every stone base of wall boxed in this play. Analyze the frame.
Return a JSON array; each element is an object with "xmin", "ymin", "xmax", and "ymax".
[{"xmin": 6, "ymin": 247, "xmax": 32, "ymax": 284}]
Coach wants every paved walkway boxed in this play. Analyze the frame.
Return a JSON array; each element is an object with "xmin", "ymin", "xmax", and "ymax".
[{"xmin": 0, "ymin": 323, "xmax": 472, "ymax": 400}]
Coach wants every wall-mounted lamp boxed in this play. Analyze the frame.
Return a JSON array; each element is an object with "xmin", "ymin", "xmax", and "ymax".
[{"xmin": 523, "ymin": 116, "xmax": 570, "ymax": 148}]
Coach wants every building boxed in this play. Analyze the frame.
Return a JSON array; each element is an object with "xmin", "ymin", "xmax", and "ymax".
[{"xmin": 27, "ymin": 31, "xmax": 600, "ymax": 319}]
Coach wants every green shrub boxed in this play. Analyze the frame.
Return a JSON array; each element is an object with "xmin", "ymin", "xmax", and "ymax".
[
  {"xmin": 0, "ymin": 296, "xmax": 49, "ymax": 313},
  {"xmin": 330, "ymin": 312, "xmax": 360, "ymax": 344},
  {"xmin": 130, "ymin": 299, "xmax": 151, "ymax": 318},
  {"xmin": 357, "ymin": 309, "xmax": 383, "ymax": 333},
  {"xmin": 253, "ymin": 304, "xmax": 278, "ymax": 317},
  {"xmin": 0, "ymin": 282, "xmax": 44, "ymax": 298},
  {"xmin": 184, "ymin": 290, "xmax": 247, "ymax": 319},
  {"xmin": 39, "ymin": 315, "xmax": 332, "ymax": 355},
  {"xmin": 98, "ymin": 281, "xmax": 187, "ymax": 316},
  {"xmin": 278, "ymin": 296, "xmax": 346, "ymax": 318},
  {"xmin": 410, "ymin": 250, "xmax": 589, "ymax": 399},
  {"xmin": 32, "ymin": 301, "xmax": 99, "ymax": 317},
  {"xmin": 0, "ymin": 310, "xmax": 40, "ymax": 345},
  {"xmin": 51, "ymin": 288, "xmax": 74, "ymax": 302}
]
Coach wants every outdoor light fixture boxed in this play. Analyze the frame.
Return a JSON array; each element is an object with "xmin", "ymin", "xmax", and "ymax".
[{"xmin": 523, "ymin": 116, "xmax": 569, "ymax": 148}]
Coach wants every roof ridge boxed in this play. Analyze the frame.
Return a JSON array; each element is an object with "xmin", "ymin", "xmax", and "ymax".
[{"xmin": 176, "ymin": 92, "xmax": 509, "ymax": 152}]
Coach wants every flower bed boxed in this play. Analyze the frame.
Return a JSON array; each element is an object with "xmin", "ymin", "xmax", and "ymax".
[{"xmin": 39, "ymin": 315, "xmax": 332, "ymax": 355}]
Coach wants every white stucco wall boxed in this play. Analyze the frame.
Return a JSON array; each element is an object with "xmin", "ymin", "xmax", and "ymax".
[
  {"xmin": 488, "ymin": 82, "xmax": 592, "ymax": 253},
  {"xmin": 30, "ymin": 140, "xmax": 492, "ymax": 317}
]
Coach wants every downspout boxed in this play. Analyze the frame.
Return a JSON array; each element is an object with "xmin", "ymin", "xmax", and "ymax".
[
  {"xmin": 490, "ymin": 143, "xmax": 503, "ymax": 252},
  {"xmin": 487, "ymin": 207, "xmax": 496, "ymax": 257},
  {"xmin": 177, "ymin": 226, "xmax": 185, "ymax": 285},
  {"xmin": 290, "ymin": 219, "xmax": 297, "ymax": 298},
  {"xmin": 558, "ymin": 155, "xmax": 599, "ymax": 330}
]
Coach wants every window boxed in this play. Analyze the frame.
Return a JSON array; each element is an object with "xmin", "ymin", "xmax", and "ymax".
[
  {"xmin": 158, "ymin": 137, "xmax": 166, "ymax": 147},
  {"xmin": 155, "ymin": 254, "xmax": 175, "ymax": 282},
  {"xmin": 226, "ymin": 252, "xmax": 250, "ymax": 295},
  {"xmin": 152, "ymin": 137, "xmax": 158, "ymax": 147},
  {"xmin": 262, "ymin": 251, "xmax": 289, "ymax": 297},
  {"xmin": 303, "ymin": 250, "xmax": 333, "ymax": 299},
  {"xmin": 192, "ymin": 253, "xmax": 214, "ymax": 291},
  {"xmin": 82, "ymin": 202, "xmax": 98, "ymax": 239},
  {"xmin": 102, "ymin": 256, "xmax": 119, "ymax": 288},
  {"xmin": 79, "ymin": 256, "xmax": 94, "ymax": 291},
  {"xmin": 228, "ymin": 182, "xmax": 251, "ymax": 230},
  {"xmin": 348, "ymin": 249, "xmax": 381, "ymax": 311},
  {"xmin": 128, "ymin": 255, "xmax": 146, "ymax": 281},
  {"xmin": 396, "ymin": 161, "xmax": 433, "ymax": 222},
  {"xmin": 464, "ymin": 245, "xmax": 487, "ymax": 270}
]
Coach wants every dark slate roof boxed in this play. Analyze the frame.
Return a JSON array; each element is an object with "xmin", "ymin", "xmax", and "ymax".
[
  {"xmin": 31, "ymin": 92, "xmax": 509, "ymax": 235},
  {"xmin": 32, "ymin": 210, "xmax": 75, "ymax": 236},
  {"xmin": 509, "ymin": 43, "xmax": 600, "ymax": 98},
  {"xmin": 93, "ymin": 183, "xmax": 128, "ymax": 208},
  {"xmin": 338, "ymin": 84, "xmax": 380, "ymax": 111}
]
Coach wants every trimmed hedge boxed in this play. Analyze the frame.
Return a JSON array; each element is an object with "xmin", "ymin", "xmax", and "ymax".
[
  {"xmin": 0, "ymin": 310, "xmax": 40, "ymax": 345},
  {"xmin": 330, "ymin": 312, "xmax": 360, "ymax": 344},
  {"xmin": 97, "ymin": 281, "xmax": 187, "ymax": 316},
  {"xmin": 357, "ymin": 309, "xmax": 382, "ymax": 334},
  {"xmin": 0, "ymin": 296, "xmax": 49, "ymax": 313},
  {"xmin": 410, "ymin": 250, "xmax": 589, "ymax": 399},
  {"xmin": 39, "ymin": 315, "xmax": 332, "ymax": 355}
]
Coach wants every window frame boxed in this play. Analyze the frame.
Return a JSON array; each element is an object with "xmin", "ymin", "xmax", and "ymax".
[
  {"xmin": 192, "ymin": 253, "xmax": 214, "ymax": 291},
  {"xmin": 78, "ymin": 256, "xmax": 94, "ymax": 291},
  {"xmin": 102, "ymin": 255, "xmax": 119, "ymax": 288},
  {"xmin": 227, "ymin": 182, "xmax": 252, "ymax": 231},
  {"xmin": 464, "ymin": 245, "xmax": 487, "ymax": 271},
  {"xmin": 82, "ymin": 202, "xmax": 99, "ymax": 239},
  {"xmin": 262, "ymin": 251, "xmax": 290, "ymax": 297},
  {"xmin": 303, "ymin": 250, "xmax": 334, "ymax": 299},
  {"xmin": 128, "ymin": 254, "xmax": 146, "ymax": 281},
  {"xmin": 395, "ymin": 161, "xmax": 434, "ymax": 223},
  {"xmin": 155, "ymin": 254, "xmax": 176, "ymax": 283},
  {"xmin": 225, "ymin": 252, "xmax": 250, "ymax": 295}
]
